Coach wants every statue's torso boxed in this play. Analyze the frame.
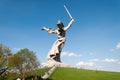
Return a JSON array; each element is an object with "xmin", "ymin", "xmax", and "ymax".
[{"xmin": 57, "ymin": 29, "xmax": 66, "ymax": 39}]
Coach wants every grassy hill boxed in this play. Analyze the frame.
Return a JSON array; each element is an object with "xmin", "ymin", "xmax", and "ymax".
[
  {"xmin": 4, "ymin": 67, "xmax": 120, "ymax": 80},
  {"xmin": 47, "ymin": 67, "xmax": 120, "ymax": 80}
]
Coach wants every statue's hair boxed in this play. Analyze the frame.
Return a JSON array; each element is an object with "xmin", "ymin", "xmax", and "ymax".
[{"xmin": 57, "ymin": 21, "xmax": 64, "ymax": 28}]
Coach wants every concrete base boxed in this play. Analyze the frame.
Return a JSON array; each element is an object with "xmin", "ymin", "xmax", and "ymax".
[{"xmin": 44, "ymin": 60, "xmax": 70, "ymax": 67}]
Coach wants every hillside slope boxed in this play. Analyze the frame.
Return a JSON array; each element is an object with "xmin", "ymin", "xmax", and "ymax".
[{"xmin": 47, "ymin": 67, "xmax": 120, "ymax": 80}]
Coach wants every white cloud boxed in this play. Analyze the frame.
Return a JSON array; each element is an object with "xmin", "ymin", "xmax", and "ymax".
[
  {"xmin": 89, "ymin": 50, "xmax": 97, "ymax": 55},
  {"xmin": 95, "ymin": 65, "xmax": 103, "ymax": 68},
  {"xmin": 118, "ymin": 62, "xmax": 120, "ymax": 64},
  {"xmin": 76, "ymin": 61, "xmax": 95, "ymax": 67},
  {"xmin": 89, "ymin": 52, "xmax": 94, "ymax": 55},
  {"xmin": 103, "ymin": 58, "xmax": 119, "ymax": 63},
  {"xmin": 110, "ymin": 49, "xmax": 115, "ymax": 52},
  {"xmin": 116, "ymin": 43, "xmax": 120, "ymax": 49},
  {"xmin": 89, "ymin": 59, "xmax": 99, "ymax": 62},
  {"xmin": 41, "ymin": 62, "xmax": 45, "ymax": 65},
  {"xmin": 61, "ymin": 52, "xmax": 82, "ymax": 57},
  {"xmin": 109, "ymin": 42, "xmax": 120, "ymax": 52},
  {"xmin": 12, "ymin": 48, "xmax": 23, "ymax": 53}
]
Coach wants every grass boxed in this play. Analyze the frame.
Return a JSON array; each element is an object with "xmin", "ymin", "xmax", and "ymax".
[
  {"xmin": 4, "ymin": 67, "xmax": 120, "ymax": 80},
  {"xmin": 47, "ymin": 67, "xmax": 120, "ymax": 80}
]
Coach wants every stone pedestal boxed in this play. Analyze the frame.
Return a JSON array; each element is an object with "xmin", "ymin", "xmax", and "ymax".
[{"xmin": 44, "ymin": 60, "xmax": 70, "ymax": 67}]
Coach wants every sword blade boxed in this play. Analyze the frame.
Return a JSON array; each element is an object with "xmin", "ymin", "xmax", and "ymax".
[{"xmin": 64, "ymin": 5, "xmax": 73, "ymax": 19}]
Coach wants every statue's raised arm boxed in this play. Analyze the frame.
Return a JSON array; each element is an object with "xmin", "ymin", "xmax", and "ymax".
[
  {"xmin": 64, "ymin": 18, "xmax": 74, "ymax": 31},
  {"xmin": 64, "ymin": 5, "xmax": 74, "ymax": 31}
]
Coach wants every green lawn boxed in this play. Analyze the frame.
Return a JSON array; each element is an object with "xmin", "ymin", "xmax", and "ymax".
[
  {"xmin": 47, "ymin": 67, "xmax": 120, "ymax": 80},
  {"xmin": 5, "ymin": 67, "xmax": 120, "ymax": 80}
]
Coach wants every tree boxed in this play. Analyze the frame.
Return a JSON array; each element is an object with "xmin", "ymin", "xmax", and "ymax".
[
  {"xmin": 8, "ymin": 48, "xmax": 40, "ymax": 77},
  {"xmin": 0, "ymin": 44, "xmax": 11, "ymax": 77}
]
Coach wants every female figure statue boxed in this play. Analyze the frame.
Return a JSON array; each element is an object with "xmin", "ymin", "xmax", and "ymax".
[{"xmin": 41, "ymin": 18, "xmax": 74, "ymax": 62}]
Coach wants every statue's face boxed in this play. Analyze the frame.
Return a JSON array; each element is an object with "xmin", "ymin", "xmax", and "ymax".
[
  {"xmin": 58, "ymin": 24, "xmax": 63, "ymax": 29},
  {"xmin": 57, "ymin": 21, "xmax": 64, "ymax": 29}
]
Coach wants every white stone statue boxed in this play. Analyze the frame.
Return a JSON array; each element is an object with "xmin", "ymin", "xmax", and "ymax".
[
  {"xmin": 41, "ymin": 5, "xmax": 74, "ymax": 67},
  {"xmin": 41, "ymin": 18, "xmax": 74, "ymax": 62}
]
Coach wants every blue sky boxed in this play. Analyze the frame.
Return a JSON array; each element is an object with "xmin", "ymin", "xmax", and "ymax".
[{"xmin": 0, "ymin": 0, "xmax": 120, "ymax": 72}]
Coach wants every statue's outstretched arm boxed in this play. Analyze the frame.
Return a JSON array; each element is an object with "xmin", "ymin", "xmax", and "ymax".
[
  {"xmin": 41, "ymin": 27, "xmax": 49, "ymax": 31},
  {"xmin": 64, "ymin": 18, "xmax": 74, "ymax": 31},
  {"xmin": 41, "ymin": 27, "xmax": 57, "ymax": 34}
]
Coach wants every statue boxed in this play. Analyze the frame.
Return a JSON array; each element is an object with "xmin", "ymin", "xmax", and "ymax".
[{"xmin": 41, "ymin": 5, "xmax": 74, "ymax": 67}]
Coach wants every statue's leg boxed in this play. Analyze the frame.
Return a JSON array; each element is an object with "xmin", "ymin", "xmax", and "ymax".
[
  {"xmin": 55, "ymin": 42, "xmax": 65, "ymax": 62},
  {"xmin": 47, "ymin": 38, "xmax": 65, "ymax": 62},
  {"xmin": 47, "ymin": 40, "xmax": 58, "ymax": 60}
]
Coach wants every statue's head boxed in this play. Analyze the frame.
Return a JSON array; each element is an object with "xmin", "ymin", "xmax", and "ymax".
[{"xmin": 57, "ymin": 20, "xmax": 64, "ymax": 29}]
